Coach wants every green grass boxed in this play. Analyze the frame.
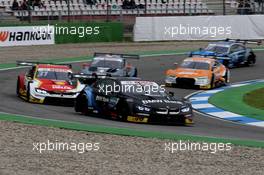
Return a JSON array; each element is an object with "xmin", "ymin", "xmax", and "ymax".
[
  {"xmin": 209, "ymin": 83, "xmax": 264, "ymax": 121},
  {"xmin": 1, "ymin": 112, "xmax": 264, "ymax": 148},
  {"xmin": 244, "ymin": 88, "xmax": 264, "ymax": 110}
]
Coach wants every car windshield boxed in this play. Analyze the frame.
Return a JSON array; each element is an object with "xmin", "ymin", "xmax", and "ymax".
[
  {"xmin": 180, "ymin": 61, "xmax": 210, "ymax": 70},
  {"xmin": 91, "ymin": 59, "xmax": 123, "ymax": 69},
  {"xmin": 120, "ymin": 81, "xmax": 166, "ymax": 96},
  {"xmin": 205, "ymin": 44, "xmax": 228, "ymax": 54},
  {"xmin": 36, "ymin": 70, "xmax": 71, "ymax": 80}
]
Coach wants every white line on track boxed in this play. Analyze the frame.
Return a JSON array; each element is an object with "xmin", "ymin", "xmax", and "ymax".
[
  {"xmin": 192, "ymin": 104, "xmax": 215, "ymax": 109},
  {"xmin": 189, "ymin": 96, "xmax": 210, "ymax": 101},
  {"xmin": 208, "ymin": 112, "xmax": 242, "ymax": 119},
  {"xmin": 247, "ymin": 121, "xmax": 264, "ymax": 127}
]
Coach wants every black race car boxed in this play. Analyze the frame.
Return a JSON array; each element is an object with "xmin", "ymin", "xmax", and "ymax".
[{"xmin": 74, "ymin": 76, "xmax": 193, "ymax": 125}]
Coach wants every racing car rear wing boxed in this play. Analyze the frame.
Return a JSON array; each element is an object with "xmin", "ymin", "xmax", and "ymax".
[
  {"xmin": 93, "ymin": 52, "xmax": 140, "ymax": 59},
  {"xmin": 71, "ymin": 73, "xmax": 111, "ymax": 79},
  {"xmin": 16, "ymin": 61, "xmax": 72, "ymax": 68},
  {"xmin": 71, "ymin": 73, "xmax": 111, "ymax": 85},
  {"xmin": 224, "ymin": 38, "xmax": 262, "ymax": 45}
]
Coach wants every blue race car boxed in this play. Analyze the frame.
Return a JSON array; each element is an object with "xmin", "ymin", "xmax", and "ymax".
[{"xmin": 189, "ymin": 40, "xmax": 259, "ymax": 68}]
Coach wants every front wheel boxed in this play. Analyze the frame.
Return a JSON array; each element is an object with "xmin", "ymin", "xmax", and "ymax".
[
  {"xmin": 75, "ymin": 94, "xmax": 89, "ymax": 115},
  {"xmin": 117, "ymin": 101, "xmax": 130, "ymax": 121},
  {"xmin": 209, "ymin": 75, "xmax": 215, "ymax": 89},
  {"xmin": 26, "ymin": 83, "xmax": 31, "ymax": 102},
  {"xmin": 223, "ymin": 60, "xmax": 229, "ymax": 67},
  {"xmin": 224, "ymin": 70, "xmax": 230, "ymax": 84}
]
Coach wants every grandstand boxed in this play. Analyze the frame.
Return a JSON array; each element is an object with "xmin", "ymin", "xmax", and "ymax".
[
  {"xmin": 0, "ymin": 0, "xmax": 212, "ymax": 19},
  {"xmin": 0, "ymin": 0, "xmax": 263, "ymax": 21}
]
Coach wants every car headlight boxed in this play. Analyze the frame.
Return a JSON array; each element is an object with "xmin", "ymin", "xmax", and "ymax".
[
  {"xmin": 136, "ymin": 105, "xmax": 151, "ymax": 112},
  {"xmin": 181, "ymin": 106, "xmax": 190, "ymax": 113},
  {"xmin": 195, "ymin": 77, "xmax": 210, "ymax": 85},
  {"xmin": 35, "ymin": 88, "xmax": 48, "ymax": 94}
]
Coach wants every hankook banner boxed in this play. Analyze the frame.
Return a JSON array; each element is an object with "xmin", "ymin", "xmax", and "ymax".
[{"xmin": 0, "ymin": 26, "xmax": 55, "ymax": 47}]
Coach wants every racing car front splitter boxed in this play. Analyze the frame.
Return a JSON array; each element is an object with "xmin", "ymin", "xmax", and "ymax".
[{"xmin": 126, "ymin": 114, "xmax": 193, "ymax": 125}]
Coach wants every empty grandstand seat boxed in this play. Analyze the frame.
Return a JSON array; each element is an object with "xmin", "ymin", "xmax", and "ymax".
[{"xmin": 4, "ymin": 0, "xmax": 212, "ymax": 17}]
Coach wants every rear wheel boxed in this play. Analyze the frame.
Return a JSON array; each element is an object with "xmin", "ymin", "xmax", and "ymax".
[
  {"xmin": 224, "ymin": 70, "xmax": 230, "ymax": 84},
  {"xmin": 75, "ymin": 94, "xmax": 89, "ymax": 115},
  {"xmin": 210, "ymin": 75, "xmax": 215, "ymax": 89},
  {"xmin": 26, "ymin": 83, "xmax": 31, "ymax": 102},
  {"xmin": 246, "ymin": 53, "xmax": 256, "ymax": 66}
]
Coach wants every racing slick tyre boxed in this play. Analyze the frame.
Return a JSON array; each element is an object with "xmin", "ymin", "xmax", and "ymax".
[
  {"xmin": 223, "ymin": 60, "xmax": 229, "ymax": 68},
  {"xmin": 118, "ymin": 103, "xmax": 130, "ymax": 121},
  {"xmin": 209, "ymin": 75, "xmax": 215, "ymax": 89},
  {"xmin": 246, "ymin": 53, "xmax": 256, "ymax": 66},
  {"xmin": 224, "ymin": 70, "xmax": 230, "ymax": 84},
  {"xmin": 26, "ymin": 82, "xmax": 31, "ymax": 102},
  {"xmin": 16, "ymin": 78, "xmax": 20, "ymax": 97},
  {"xmin": 75, "ymin": 94, "xmax": 89, "ymax": 115}
]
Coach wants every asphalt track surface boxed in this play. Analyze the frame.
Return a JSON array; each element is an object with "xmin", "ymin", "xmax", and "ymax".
[{"xmin": 1, "ymin": 53, "xmax": 264, "ymax": 141}]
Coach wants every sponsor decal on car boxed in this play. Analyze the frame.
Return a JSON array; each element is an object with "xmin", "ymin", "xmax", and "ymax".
[
  {"xmin": 142, "ymin": 100, "xmax": 182, "ymax": 105},
  {"xmin": 96, "ymin": 95, "xmax": 109, "ymax": 102},
  {"xmin": 127, "ymin": 116, "xmax": 148, "ymax": 123},
  {"xmin": 51, "ymin": 85, "xmax": 72, "ymax": 90},
  {"xmin": 38, "ymin": 68, "xmax": 70, "ymax": 72}
]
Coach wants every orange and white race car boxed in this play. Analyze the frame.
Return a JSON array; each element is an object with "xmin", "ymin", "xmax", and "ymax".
[
  {"xmin": 165, "ymin": 57, "xmax": 230, "ymax": 89},
  {"xmin": 16, "ymin": 61, "xmax": 85, "ymax": 105}
]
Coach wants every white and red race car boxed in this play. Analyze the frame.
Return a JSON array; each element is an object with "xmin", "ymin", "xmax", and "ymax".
[{"xmin": 16, "ymin": 61, "xmax": 85, "ymax": 105}]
